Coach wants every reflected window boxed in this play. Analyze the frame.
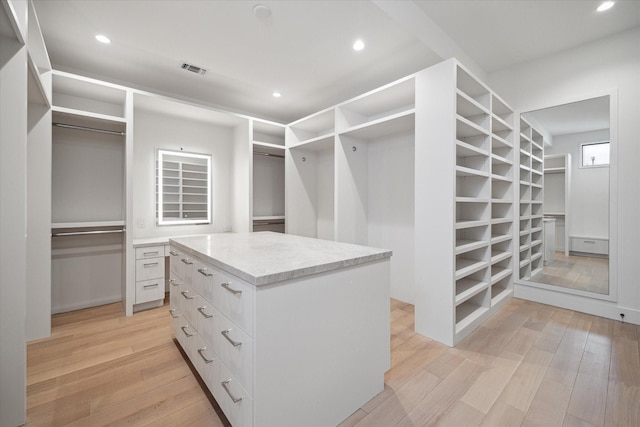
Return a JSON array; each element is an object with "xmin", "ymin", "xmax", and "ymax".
[
  {"xmin": 157, "ymin": 149, "xmax": 212, "ymax": 225},
  {"xmin": 581, "ymin": 141, "xmax": 609, "ymax": 167}
]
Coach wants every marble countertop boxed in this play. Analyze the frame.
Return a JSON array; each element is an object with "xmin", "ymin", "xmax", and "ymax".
[{"xmin": 170, "ymin": 232, "xmax": 392, "ymax": 286}]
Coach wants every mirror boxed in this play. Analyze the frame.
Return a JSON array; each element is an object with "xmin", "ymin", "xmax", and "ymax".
[{"xmin": 519, "ymin": 95, "xmax": 610, "ymax": 295}]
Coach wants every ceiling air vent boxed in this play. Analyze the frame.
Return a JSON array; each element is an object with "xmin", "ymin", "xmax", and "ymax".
[{"xmin": 180, "ymin": 62, "xmax": 207, "ymax": 75}]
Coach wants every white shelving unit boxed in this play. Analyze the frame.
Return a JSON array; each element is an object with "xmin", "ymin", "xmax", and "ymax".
[
  {"xmin": 518, "ymin": 118, "xmax": 545, "ymax": 280},
  {"xmin": 543, "ymin": 153, "xmax": 571, "ymax": 255},
  {"xmin": 285, "ymin": 109, "xmax": 335, "ymax": 240},
  {"xmin": 50, "ymin": 71, "xmax": 130, "ymax": 315},
  {"xmin": 285, "ymin": 75, "xmax": 416, "ymax": 303},
  {"xmin": 415, "ymin": 59, "xmax": 515, "ymax": 346}
]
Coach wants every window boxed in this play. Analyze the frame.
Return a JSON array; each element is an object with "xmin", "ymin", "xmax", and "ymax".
[
  {"xmin": 157, "ymin": 149, "xmax": 212, "ymax": 225},
  {"xmin": 581, "ymin": 141, "xmax": 610, "ymax": 167}
]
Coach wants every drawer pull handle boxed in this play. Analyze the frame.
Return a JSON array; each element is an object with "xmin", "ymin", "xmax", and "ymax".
[
  {"xmin": 181, "ymin": 258, "xmax": 193, "ymax": 265},
  {"xmin": 143, "ymin": 262, "xmax": 159, "ymax": 267},
  {"xmin": 143, "ymin": 251, "xmax": 159, "ymax": 256},
  {"xmin": 169, "ymin": 309, "xmax": 180, "ymax": 318},
  {"xmin": 221, "ymin": 379, "xmax": 243, "ymax": 403},
  {"xmin": 181, "ymin": 291, "xmax": 194, "ymax": 300},
  {"xmin": 221, "ymin": 329, "xmax": 242, "ymax": 347},
  {"xmin": 181, "ymin": 326, "xmax": 194, "ymax": 337},
  {"xmin": 221, "ymin": 282, "xmax": 242, "ymax": 295},
  {"xmin": 169, "ymin": 250, "xmax": 179, "ymax": 256},
  {"xmin": 197, "ymin": 307, "xmax": 213, "ymax": 318},
  {"xmin": 584, "ymin": 240, "xmax": 596, "ymax": 244},
  {"xmin": 169, "ymin": 279, "xmax": 179, "ymax": 287},
  {"xmin": 197, "ymin": 268, "xmax": 213, "ymax": 277},
  {"xmin": 143, "ymin": 283, "xmax": 159, "ymax": 289},
  {"xmin": 197, "ymin": 348, "xmax": 214, "ymax": 364}
]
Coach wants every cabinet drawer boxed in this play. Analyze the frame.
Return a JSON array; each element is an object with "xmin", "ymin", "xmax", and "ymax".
[
  {"xmin": 192, "ymin": 333, "xmax": 218, "ymax": 391},
  {"xmin": 168, "ymin": 247, "xmax": 182, "ymax": 276},
  {"xmin": 135, "ymin": 245, "xmax": 165, "ymax": 260},
  {"xmin": 135, "ymin": 279, "xmax": 164, "ymax": 304},
  {"xmin": 570, "ymin": 237, "xmax": 608, "ymax": 255},
  {"xmin": 192, "ymin": 294, "xmax": 218, "ymax": 346},
  {"xmin": 213, "ymin": 363, "xmax": 253, "ymax": 427},
  {"xmin": 212, "ymin": 271, "xmax": 255, "ymax": 337},
  {"xmin": 174, "ymin": 317, "xmax": 198, "ymax": 362},
  {"xmin": 136, "ymin": 257, "xmax": 165, "ymax": 281},
  {"xmin": 213, "ymin": 311, "xmax": 254, "ymax": 396}
]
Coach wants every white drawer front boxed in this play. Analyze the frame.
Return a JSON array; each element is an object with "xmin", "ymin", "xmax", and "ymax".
[
  {"xmin": 177, "ymin": 282, "xmax": 197, "ymax": 325},
  {"xmin": 214, "ymin": 312, "xmax": 254, "ymax": 396},
  {"xmin": 176, "ymin": 254, "xmax": 195, "ymax": 284},
  {"xmin": 135, "ymin": 245, "xmax": 164, "ymax": 260},
  {"xmin": 135, "ymin": 278, "xmax": 164, "ymax": 304},
  {"xmin": 136, "ymin": 257, "xmax": 165, "ymax": 281},
  {"xmin": 213, "ymin": 363, "xmax": 253, "ymax": 427},
  {"xmin": 175, "ymin": 317, "xmax": 198, "ymax": 362},
  {"xmin": 211, "ymin": 270, "xmax": 255, "ymax": 337},
  {"xmin": 168, "ymin": 248, "xmax": 182, "ymax": 276},
  {"xmin": 570, "ymin": 237, "xmax": 608, "ymax": 255},
  {"xmin": 193, "ymin": 333, "xmax": 217, "ymax": 390},
  {"xmin": 193, "ymin": 294, "xmax": 218, "ymax": 346}
]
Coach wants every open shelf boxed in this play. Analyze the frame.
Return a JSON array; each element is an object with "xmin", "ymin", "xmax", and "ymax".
[
  {"xmin": 287, "ymin": 109, "xmax": 334, "ymax": 146},
  {"xmin": 336, "ymin": 75, "xmax": 415, "ymax": 131}
]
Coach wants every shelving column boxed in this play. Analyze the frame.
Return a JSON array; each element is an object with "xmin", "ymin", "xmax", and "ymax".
[
  {"xmin": 489, "ymin": 95, "xmax": 516, "ymax": 305},
  {"xmin": 415, "ymin": 59, "xmax": 495, "ymax": 346},
  {"xmin": 285, "ymin": 109, "xmax": 335, "ymax": 240},
  {"xmin": 517, "ymin": 118, "xmax": 545, "ymax": 280}
]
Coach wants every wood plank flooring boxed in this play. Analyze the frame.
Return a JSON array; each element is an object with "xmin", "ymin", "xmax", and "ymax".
[{"xmin": 26, "ymin": 297, "xmax": 639, "ymax": 426}]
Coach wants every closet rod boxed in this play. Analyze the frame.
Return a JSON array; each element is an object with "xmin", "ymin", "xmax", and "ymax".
[
  {"xmin": 52, "ymin": 229, "xmax": 124, "ymax": 237},
  {"xmin": 53, "ymin": 122, "xmax": 126, "ymax": 136},
  {"xmin": 253, "ymin": 151, "xmax": 285, "ymax": 159}
]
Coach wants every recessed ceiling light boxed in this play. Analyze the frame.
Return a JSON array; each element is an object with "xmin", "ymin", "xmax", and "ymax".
[
  {"xmin": 353, "ymin": 39, "xmax": 365, "ymax": 51},
  {"xmin": 95, "ymin": 34, "xmax": 111, "ymax": 44},
  {"xmin": 272, "ymin": 92, "xmax": 281, "ymax": 98},
  {"xmin": 597, "ymin": 1, "xmax": 615, "ymax": 12}
]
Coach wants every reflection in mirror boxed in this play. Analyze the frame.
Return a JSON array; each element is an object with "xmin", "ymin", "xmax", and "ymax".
[{"xmin": 520, "ymin": 96, "xmax": 609, "ymax": 295}]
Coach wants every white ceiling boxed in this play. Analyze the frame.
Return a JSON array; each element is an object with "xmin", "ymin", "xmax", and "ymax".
[{"xmin": 33, "ymin": 0, "xmax": 640, "ymax": 124}]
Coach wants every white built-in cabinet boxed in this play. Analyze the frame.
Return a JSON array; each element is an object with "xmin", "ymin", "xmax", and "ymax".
[
  {"xmin": 518, "ymin": 118, "xmax": 545, "ymax": 280},
  {"xmin": 50, "ymin": 71, "xmax": 129, "ymax": 314},
  {"xmin": 543, "ymin": 154, "xmax": 571, "ymax": 255},
  {"xmin": 286, "ymin": 76, "xmax": 416, "ymax": 303},
  {"xmin": 414, "ymin": 59, "xmax": 515, "ymax": 346},
  {"xmin": 286, "ymin": 59, "xmax": 515, "ymax": 345}
]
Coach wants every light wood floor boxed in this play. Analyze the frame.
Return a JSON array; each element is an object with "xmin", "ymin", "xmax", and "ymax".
[
  {"xmin": 27, "ymin": 298, "xmax": 639, "ymax": 426},
  {"xmin": 533, "ymin": 252, "xmax": 609, "ymax": 295}
]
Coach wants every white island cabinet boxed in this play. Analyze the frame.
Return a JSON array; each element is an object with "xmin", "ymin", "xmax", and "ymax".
[{"xmin": 169, "ymin": 232, "xmax": 392, "ymax": 427}]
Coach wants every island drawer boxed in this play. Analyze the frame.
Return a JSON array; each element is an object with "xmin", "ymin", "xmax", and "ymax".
[{"xmin": 193, "ymin": 260, "xmax": 255, "ymax": 337}]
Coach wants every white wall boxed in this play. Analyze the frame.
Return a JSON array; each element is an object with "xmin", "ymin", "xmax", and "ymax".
[
  {"xmin": 252, "ymin": 155, "xmax": 284, "ymax": 217},
  {"xmin": 132, "ymin": 108, "xmax": 235, "ymax": 239},
  {"xmin": 489, "ymin": 27, "xmax": 640, "ymax": 319},
  {"xmin": 547, "ymin": 129, "xmax": 610, "ymax": 239}
]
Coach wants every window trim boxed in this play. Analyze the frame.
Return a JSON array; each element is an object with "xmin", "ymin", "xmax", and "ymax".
[
  {"xmin": 580, "ymin": 140, "xmax": 610, "ymax": 169},
  {"xmin": 156, "ymin": 149, "xmax": 212, "ymax": 226}
]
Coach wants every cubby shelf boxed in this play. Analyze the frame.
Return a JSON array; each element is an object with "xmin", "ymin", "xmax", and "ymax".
[
  {"xmin": 416, "ymin": 59, "xmax": 514, "ymax": 347},
  {"xmin": 517, "ymin": 118, "xmax": 546, "ymax": 282}
]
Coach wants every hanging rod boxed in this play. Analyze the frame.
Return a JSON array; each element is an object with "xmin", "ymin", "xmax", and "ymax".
[
  {"xmin": 52, "ymin": 229, "xmax": 124, "ymax": 237},
  {"xmin": 53, "ymin": 122, "xmax": 126, "ymax": 136},
  {"xmin": 253, "ymin": 151, "xmax": 284, "ymax": 159}
]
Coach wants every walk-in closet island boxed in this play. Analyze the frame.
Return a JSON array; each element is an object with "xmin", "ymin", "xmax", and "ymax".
[{"xmin": 168, "ymin": 232, "xmax": 391, "ymax": 427}]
